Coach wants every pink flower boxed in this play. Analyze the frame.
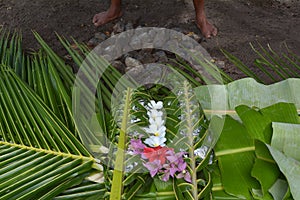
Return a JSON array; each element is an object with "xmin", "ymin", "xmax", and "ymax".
[
  {"xmin": 163, "ymin": 163, "xmax": 178, "ymax": 177},
  {"xmin": 142, "ymin": 146, "xmax": 173, "ymax": 164},
  {"xmin": 129, "ymin": 139, "xmax": 146, "ymax": 155},
  {"xmin": 177, "ymin": 170, "xmax": 192, "ymax": 183},
  {"xmin": 166, "ymin": 150, "xmax": 186, "ymax": 163},
  {"xmin": 161, "ymin": 170, "xmax": 171, "ymax": 182},
  {"xmin": 143, "ymin": 160, "xmax": 163, "ymax": 177}
]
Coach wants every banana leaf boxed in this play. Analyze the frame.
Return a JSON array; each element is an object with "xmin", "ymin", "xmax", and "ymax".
[
  {"xmin": 194, "ymin": 78, "xmax": 300, "ymax": 119},
  {"xmin": 210, "ymin": 103, "xmax": 300, "ymax": 199},
  {"xmin": 268, "ymin": 122, "xmax": 300, "ymax": 199}
]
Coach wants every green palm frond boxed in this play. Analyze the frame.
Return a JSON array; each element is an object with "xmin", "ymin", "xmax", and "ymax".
[
  {"xmin": 222, "ymin": 43, "xmax": 300, "ymax": 84},
  {"xmin": 0, "ymin": 142, "xmax": 93, "ymax": 200},
  {"xmin": 109, "ymin": 88, "xmax": 134, "ymax": 200},
  {"xmin": 0, "ymin": 66, "xmax": 89, "ymax": 155},
  {"xmin": 0, "ymin": 29, "xmax": 106, "ymax": 199},
  {"xmin": 0, "ymin": 67, "xmax": 99, "ymax": 199},
  {"xmin": 0, "ymin": 30, "xmax": 23, "ymax": 73}
]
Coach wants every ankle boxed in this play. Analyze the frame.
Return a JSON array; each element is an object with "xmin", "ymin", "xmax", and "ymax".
[{"xmin": 107, "ymin": 5, "xmax": 122, "ymax": 15}]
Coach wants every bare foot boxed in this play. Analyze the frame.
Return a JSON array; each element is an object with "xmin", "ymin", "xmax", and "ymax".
[
  {"xmin": 196, "ymin": 15, "xmax": 217, "ymax": 38},
  {"xmin": 93, "ymin": 8, "xmax": 122, "ymax": 26}
]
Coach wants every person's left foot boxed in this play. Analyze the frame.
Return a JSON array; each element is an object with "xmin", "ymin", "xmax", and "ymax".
[
  {"xmin": 196, "ymin": 15, "xmax": 217, "ymax": 38},
  {"xmin": 93, "ymin": 7, "xmax": 122, "ymax": 27}
]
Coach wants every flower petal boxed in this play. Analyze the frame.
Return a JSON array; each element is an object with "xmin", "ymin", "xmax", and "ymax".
[
  {"xmin": 184, "ymin": 171, "xmax": 192, "ymax": 183},
  {"xmin": 148, "ymin": 100, "xmax": 163, "ymax": 110},
  {"xmin": 144, "ymin": 136, "xmax": 166, "ymax": 147}
]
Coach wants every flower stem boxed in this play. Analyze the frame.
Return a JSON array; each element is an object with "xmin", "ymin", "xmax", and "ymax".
[
  {"xmin": 183, "ymin": 81, "xmax": 198, "ymax": 200},
  {"xmin": 110, "ymin": 88, "xmax": 132, "ymax": 200}
]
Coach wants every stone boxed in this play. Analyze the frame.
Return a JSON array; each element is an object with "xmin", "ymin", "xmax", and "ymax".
[
  {"xmin": 94, "ymin": 32, "xmax": 108, "ymax": 42},
  {"xmin": 139, "ymin": 48, "xmax": 153, "ymax": 61},
  {"xmin": 87, "ymin": 33, "xmax": 109, "ymax": 47},
  {"xmin": 111, "ymin": 60, "xmax": 126, "ymax": 74},
  {"xmin": 112, "ymin": 21, "xmax": 125, "ymax": 34},
  {"xmin": 125, "ymin": 57, "xmax": 143, "ymax": 69},
  {"xmin": 154, "ymin": 51, "xmax": 168, "ymax": 63},
  {"xmin": 125, "ymin": 22, "xmax": 134, "ymax": 31},
  {"xmin": 186, "ymin": 32, "xmax": 201, "ymax": 42},
  {"xmin": 215, "ymin": 60, "xmax": 226, "ymax": 69},
  {"xmin": 87, "ymin": 38, "xmax": 100, "ymax": 47}
]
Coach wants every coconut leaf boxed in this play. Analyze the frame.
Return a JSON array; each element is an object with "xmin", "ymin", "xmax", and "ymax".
[
  {"xmin": 0, "ymin": 30, "xmax": 109, "ymax": 199},
  {"xmin": 110, "ymin": 88, "xmax": 133, "ymax": 200},
  {"xmin": 222, "ymin": 43, "xmax": 300, "ymax": 84},
  {"xmin": 0, "ymin": 142, "xmax": 94, "ymax": 200},
  {"xmin": 0, "ymin": 64, "xmax": 104, "ymax": 199}
]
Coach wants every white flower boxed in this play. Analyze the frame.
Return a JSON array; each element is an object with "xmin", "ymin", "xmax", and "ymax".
[
  {"xmin": 149, "ymin": 116, "xmax": 165, "ymax": 128},
  {"xmin": 144, "ymin": 124, "xmax": 166, "ymax": 137},
  {"xmin": 148, "ymin": 100, "xmax": 163, "ymax": 110},
  {"xmin": 147, "ymin": 110, "xmax": 163, "ymax": 120},
  {"xmin": 144, "ymin": 136, "xmax": 167, "ymax": 147}
]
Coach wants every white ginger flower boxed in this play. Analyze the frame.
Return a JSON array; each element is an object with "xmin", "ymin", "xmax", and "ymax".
[
  {"xmin": 147, "ymin": 110, "xmax": 163, "ymax": 119},
  {"xmin": 149, "ymin": 116, "xmax": 165, "ymax": 128},
  {"xmin": 148, "ymin": 100, "xmax": 163, "ymax": 110},
  {"xmin": 145, "ymin": 124, "xmax": 166, "ymax": 137},
  {"xmin": 144, "ymin": 136, "xmax": 167, "ymax": 147}
]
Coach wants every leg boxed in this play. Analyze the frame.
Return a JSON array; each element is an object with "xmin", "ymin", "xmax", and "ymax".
[
  {"xmin": 193, "ymin": 0, "xmax": 217, "ymax": 38},
  {"xmin": 93, "ymin": 0, "xmax": 123, "ymax": 26}
]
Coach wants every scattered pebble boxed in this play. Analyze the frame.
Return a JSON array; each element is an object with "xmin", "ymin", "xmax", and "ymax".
[
  {"xmin": 186, "ymin": 32, "xmax": 201, "ymax": 42},
  {"xmin": 215, "ymin": 60, "xmax": 225, "ymax": 69},
  {"xmin": 87, "ymin": 38, "xmax": 100, "ymax": 47},
  {"xmin": 154, "ymin": 51, "xmax": 168, "ymax": 62},
  {"xmin": 125, "ymin": 22, "xmax": 134, "ymax": 31},
  {"xmin": 86, "ymin": 21, "xmax": 212, "ymax": 83},
  {"xmin": 111, "ymin": 60, "xmax": 126, "ymax": 74},
  {"xmin": 95, "ymin": 32, "xmax": 108, "ymax": 41},
  {"xmin": 112, "ymin": 21, "xmax": 125, "ymax": 34},
  {"xmin": 125, "ymin": 57, "xmax": 143, "ymax": 69}
]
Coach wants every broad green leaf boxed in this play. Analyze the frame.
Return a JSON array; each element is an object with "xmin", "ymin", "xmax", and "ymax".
[
  {"xmin": 251, "ymin": 141, "xmax": 280, "ymax": 200},
  {"xmin": 236, "ymin": 103, "xmax": 299, "ymax": 143},
  {"xmin": 235, "ymin": 105, "xmax": 272, "ymax": 143},
  {"xmin": 251, "ymin": 159, "xmax": 279, "ymax": 199},
  {"xmin": 194, "ymin": 78, "xmax": 300, "ymax": 118},
  {"xmin": 214, "ymin": 103, "xmax": 299, "ymax": 200},
  {"xmin": 211, "ymin": 163, "xmax": 242, "ymax": 200},
  {"xmin": 214, "ymin": 116, "xmax": 259, "ymax": 199},
  {"xmin": 271, "ymin": 122, "xmax": 300, "ymax": 161},
  {"xmin": 267, "ymin": 145, "xmax": 300, "ymax": 199},
  {"xmin": 268, "ymin": 179, "xmax": 290, "ymax": 200}
]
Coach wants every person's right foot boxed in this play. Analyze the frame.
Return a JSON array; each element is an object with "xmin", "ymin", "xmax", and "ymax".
[{"xmin": 93, "ymin": 8, "xmax": 122, "ymax": 26}]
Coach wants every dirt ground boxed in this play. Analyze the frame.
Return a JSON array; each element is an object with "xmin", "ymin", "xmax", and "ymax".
[{"xmin": 0, "ymin": 0, "xmax": 300, "ymax": 80}]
